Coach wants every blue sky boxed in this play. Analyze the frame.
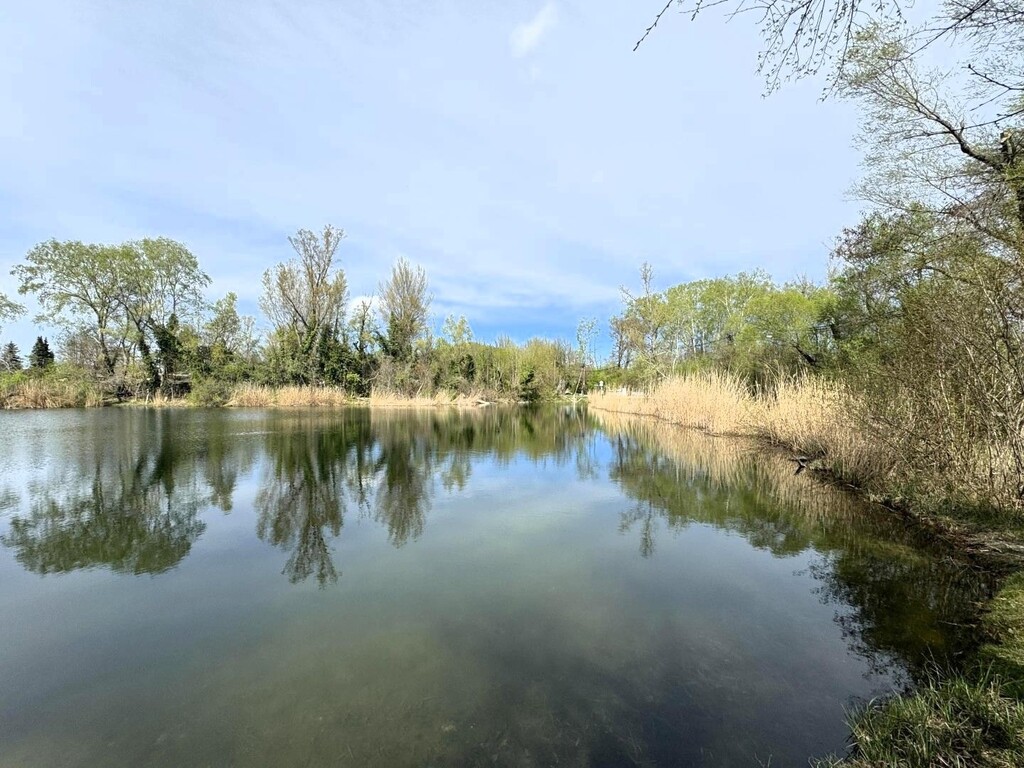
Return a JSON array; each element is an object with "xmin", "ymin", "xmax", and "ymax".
[{"xmin": 0, "ymin": 0, "xmax": 862, "ymax": 357}]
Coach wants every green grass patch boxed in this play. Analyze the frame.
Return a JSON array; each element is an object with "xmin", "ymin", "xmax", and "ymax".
[
  {"xmin": 981, "ymin": 572, "xmax": 1024, "ymax": 699},
  {"xmin": 817, "ymin": 671, "xmax": 1024, "ymax": 767}
]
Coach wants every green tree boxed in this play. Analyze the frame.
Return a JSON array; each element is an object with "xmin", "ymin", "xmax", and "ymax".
[
  {"xmin": 14, "ymin": 241, "xmax": 135, "ymax": 375},
  {"xmin": 615, "ymin": 262, "xmax": 673, "ymax": 378},
  {"xmin": 13, "ymin": 238, "xmax": 209, "ymax": 388},
  {"xmin": 1, "ymin": 341, "xmax": 21, "ymax": 372},
  {"xmin": 29, "ymin": 336, "xmax": 54, "ymax": 369},
  {"xmin": 0, "ymin": 293, "xmax": 23, "ymax": 334},
  {"xmin": 441, "ymin": 314, "xmax": 473, "ymax": 346},
  {"xmin": 378, "ymin": 257, "xmax": 431, "ymax": 362},
  {"xmin": 260, "ymin": 225, "xmax": 348, "ymax": 384}
]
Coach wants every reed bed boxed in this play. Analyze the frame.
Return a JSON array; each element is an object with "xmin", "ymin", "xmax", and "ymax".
[
  {"xmin": 589, "ymin": 373, "xmax": 893, "ymax": 491},
  {"xmin": 588, "ymin": 371, "xmax": 754, "ymax": 434},
  {"xmin": 0, "ymin": 376, "xmax": 104, "ymax": 409},
  {"xmin": 224, "ymin": 384, "xmax": 489, "ymax": 409},
  {"xmin": 368, "ymin": 388, "xmax": 488, "ymax": 408},
  {"xmin": 749, "ymin": 376, "xmax": 894, "ymax": 488},
  {"xmin": 227, "ymin": 384, "xmax": 352, "ymax": 408}
]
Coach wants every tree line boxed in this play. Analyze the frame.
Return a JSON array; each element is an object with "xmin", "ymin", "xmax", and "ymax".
[{"xmin": 0, "ymin": 226, "xmax": 590, "ymax": 403}]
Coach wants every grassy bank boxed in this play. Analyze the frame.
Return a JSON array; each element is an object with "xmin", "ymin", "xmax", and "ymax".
[
  {"xmin": 590, "ymin": 374, "xmax": 1024, "ymax": 767},
  {"xmin": 2, "ymin": 375, "xmax": 511, "ymax": 411},
  {"xmin": 224, "ymin": 383, "xmax": 493, "ymax": 408},
  {"xmin": 0, "ymin": 368, "xmax": 105, "ymax": 409},
  {"xmin": 590, "ymin": 374, "xmax": 1024, "ymax": 524}
]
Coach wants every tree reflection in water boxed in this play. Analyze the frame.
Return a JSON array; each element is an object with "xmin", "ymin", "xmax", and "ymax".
[
  {"xmin": 598, "ymin": 411, "xmax": 995, "ymax": 684},
  {"xmin": 1, "ymin": 411, "xmax": 217, "ymax": 575},
  {"xmin": 2, "ymin": 405, "xmax": 988, "ymax": 690},
  {"xmin": 253, "ymin": 407, "xmax": 594, "ymax": 584}
]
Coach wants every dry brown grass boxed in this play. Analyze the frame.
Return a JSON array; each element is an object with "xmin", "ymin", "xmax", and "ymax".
[
  {"xmin": 0, "ymin": 377, "xmax": 105, "ymax": 409},
  {"xmin": 368, "ymin": 387, "xmax": 488, "ymax": 408},
  {"xmin": 590, "ymin": 373, "xmax": 894, "ymax": 489},
  {"xmin": 226, "ymin": 384, "xmax": 352, "ymax": 408},
  {"xmin": 224, "ymin": 384, "xmax": 490, "ymax": 409},
  {"xmin": 749, "ymin": 376, "xmax": 893, "ymax": 487},
  {"xmin": 588, "ymin": 371, "xmax": 754, "ymax": 434}
]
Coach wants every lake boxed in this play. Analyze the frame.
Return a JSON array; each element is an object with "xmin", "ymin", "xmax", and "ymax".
[{"xmin": 0, "ymin": 407, "xmax": 991, "ymax": 767}]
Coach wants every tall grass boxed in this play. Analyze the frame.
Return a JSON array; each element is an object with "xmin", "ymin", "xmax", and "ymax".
[
  {"xmin": 226, "ymin": 384, "xmax": 351, "ymax": 408},
  {"xmin": 0, "ymin": 372, "xmax": 104, "ymax": 409},
  {"xmin": 587, "ymin": 371, "xmax": 754, "ymax": 434},
  {"xmin": 224, "ymin": 384, "xmax": 490, "ymax": 409},
  {"xmin": 816, "ymin": 671, "xmax": 1024, "ymax": 768},
  {"xmin": 750, "ymin": 376, "xmax": 894, "ymax": 489},
  {"xmin": 368, "ymin": 387, "xmax": 489, "ymax": 408},
  {"xmin": 590, "ymin": 373, "xmax": 895, "ymax": 493}
]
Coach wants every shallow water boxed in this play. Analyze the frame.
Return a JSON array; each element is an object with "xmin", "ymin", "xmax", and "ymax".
[{"xmin": 0, "ymin": 407, "xmax": 991, "ymax": 767}]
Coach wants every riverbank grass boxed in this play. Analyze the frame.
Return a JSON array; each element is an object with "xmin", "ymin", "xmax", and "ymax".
[
  {"xmin": 223, "ymin": 383, "xmax": 491, "ymax": 408},
  {"xmin": 816, "ymin": 672, "xmax": 1024, "ymax": 768},
  {"xmin": 0, "ymin": 367, "xmax": 105, "ymax": 409},
  {"xmin": 589, "ymin": 374, "xmax": 889, "ymax": 487},
  {"xmin": 982, "ymin": 572, "xmax": 1024, "ymax": 699}
]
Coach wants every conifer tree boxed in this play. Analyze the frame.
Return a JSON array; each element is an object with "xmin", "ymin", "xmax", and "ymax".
[
  {"xmin": 29, "ymin": 336, "xmax": 55, "ymax": 369},
  {"xmin": 1, "ymin": 342, "xmax": 22, "ymax": 372}
]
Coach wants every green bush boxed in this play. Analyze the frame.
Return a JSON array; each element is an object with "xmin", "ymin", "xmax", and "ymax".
[{"xmin": 188, "ymin": 378, "xmax": 233, "ymax": 407}]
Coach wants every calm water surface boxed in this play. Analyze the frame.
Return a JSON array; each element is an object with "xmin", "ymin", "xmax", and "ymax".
[{"xmin": 0, "ymin": 408, "xmax": 991, "ymax": 767}]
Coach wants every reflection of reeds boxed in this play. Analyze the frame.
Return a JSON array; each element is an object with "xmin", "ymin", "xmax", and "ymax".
[
  {"xmin": 590, "ymin": 374, "xmax": 894, "ymax": 493},
  {"xmin": 593, "ymin": 409, "xmax": 868, "ymax": 531}
]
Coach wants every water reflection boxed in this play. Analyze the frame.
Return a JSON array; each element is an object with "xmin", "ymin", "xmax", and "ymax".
[
  {"xmin": 597, "ymin": 411, "xmax": 994, "ymax": 681},
  {"xmin": 253, "ymin": 408, "xmax": 593, "ymax": 581},
  {"xmin": 1, "ymin": 411, "xmax": 214, "ymax": 574},
  {"xmin": 0, "ymin": 406, "xmax": 999, "ymax": 767},
  {"xmin": 1, "ymin": 408, "xmax": 594, "ymax": 584}
]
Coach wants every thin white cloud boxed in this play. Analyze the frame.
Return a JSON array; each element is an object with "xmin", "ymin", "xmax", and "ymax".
[{"xmin": 510, "ymin": 3, "xmax": 558, "ymax": 58}]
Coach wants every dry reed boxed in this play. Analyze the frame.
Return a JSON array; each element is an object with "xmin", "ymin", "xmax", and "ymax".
[
  {"xmin": 368, "ymin": 388, "xmax": 487, "ymax": 408},
  {"xmin": 588, "ymin": 371, "xmax": 753, "ymax": 434},
  {"xmin": 589, "ymin": 373, "xmax": 894, "ymax": 490},
  {"xmin": 1, "ymin": 377, "xmax": 104, "ymax": 409},
  {"xmin": 226, "ymin": 384, "xmax": 352, "ymax": 408},
  {"xmin": 224, "ymin": 384, "xmax": 489, "ymax": 409}
]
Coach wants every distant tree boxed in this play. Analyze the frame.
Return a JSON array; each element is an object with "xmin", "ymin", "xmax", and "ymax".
[
  {"xmin": 13, "ymin": 241, "xmax": 132, "ymax": 375},
  {"xmin": 441, "ymin": 314, "xmax": 473, "ymax": 347},
  {"xmin": 13, "ymin": 238, "xmax": 209, "ymax": 383},
  {"xmin": 29, "ymin": 337, "xmax": 54, "ymax": 369},
  {"xmin": 378, "ymin": 258, "xmax": 431, "ymax": 362},
  {"xmin": 260, "ymin": 225, "xmax": 348, "ymax": 383},
  {"xmin": 1, "ymin": 342, "xmax": 22, "ymax": 372},
  {"xmin": 57, "ymin": 327, "xmax": 105, "ymax": 373},
  {"xmin": 575, "ymin": 317, "xmax": 598, "ymax": 392}
]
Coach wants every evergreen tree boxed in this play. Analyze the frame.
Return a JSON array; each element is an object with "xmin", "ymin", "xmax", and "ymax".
[
  {"xmin": 1, "ymin": 342, "xmax": 22, "ymax": 372},
  {"xmin": 29, "ymin": 336, "xmax": 55, "ymax": 369}
]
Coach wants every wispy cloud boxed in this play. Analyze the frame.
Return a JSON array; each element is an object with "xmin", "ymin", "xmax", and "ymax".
[
  {"xmin": 0, "ymin": 0, "xmax": 861, "ymax": 359},
  {"xmin": 510, "ymin": 3, "xmax": 558, "ymax": 58}
]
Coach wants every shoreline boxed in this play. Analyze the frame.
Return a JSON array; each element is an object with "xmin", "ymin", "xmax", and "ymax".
[{"xmin": 587, "ymin": 395, "xmax": 1024, "ymax": 766}]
